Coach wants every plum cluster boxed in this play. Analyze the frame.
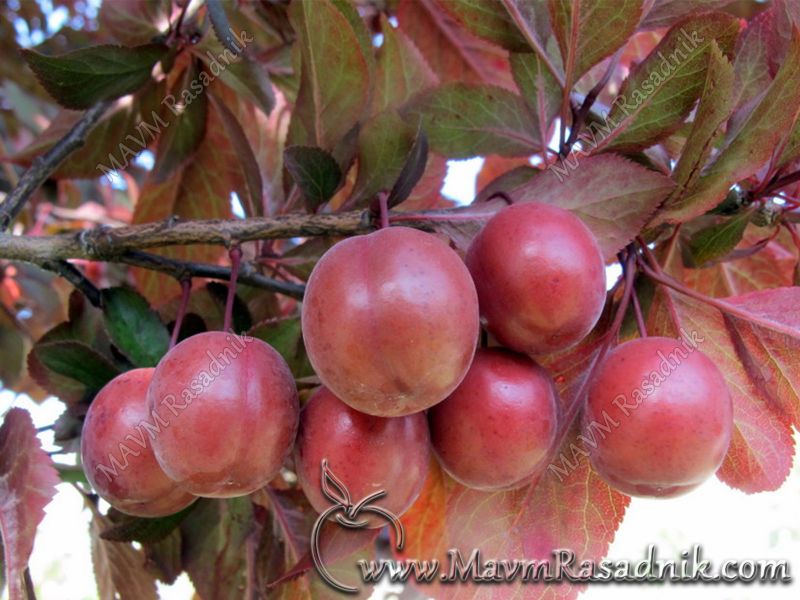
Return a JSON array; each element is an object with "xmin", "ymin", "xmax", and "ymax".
[{"xmin": 80, "ymin": 203, "xmax": 733, "ymax": 521}]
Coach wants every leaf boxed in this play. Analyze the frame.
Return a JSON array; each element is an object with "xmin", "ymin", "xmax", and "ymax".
[
  {"xmin": 88, "ymin": 502, "xmax": 158, "ymax": 600},
  {"xmin": 372, "ymin": 15, "xmax": 438, "ymax": 115},
  {"xmin": 435, "ymin": 0, "xmax": 528, "ymax": 51},
  {"xmin": 388, "ymin": 127, "xmax": 430, "ymax": 208},
  {"xmin": 732, "ymin": 7, "xmax": 773, "ymax": 109},
  {"xmin": 396, "ymin": 0, "xmax": 514, "ymax": 89},
  {"xmin": 101, "ymin": 287, "xmax": 170, "ymax": 368},
  {"xmin": 284, "ymin": 146, "xmax": 343, "ymax": 211},
  {"xmin": 249, "ymin": 317, "xmax": 313, "ymax": 379},
  {"xmin": 152, "ymin": 60, "xmax": 209, "ymax": 181},
  {"xmin": 22, "ymin": 44, "xmax": 166, "ymax": 110},
  {"xmin": 641, "ymin": 0, "xmax": 738, "ymax": 29},
  {"xmin": 548, "ymin": 0, "xmax": 644, "ymax": 85},
  {"xmin": 100, "ymin": 504, "xmax": 196, "ymax": 544},
  {"xmin": 0, "ymin": 408, "xmax": 59, "ymax": 600},
  {"xmin": 686, "ymin": 210, "xmax": 753, "ymax": 267},
  {"xmin": 403, "ymin": 82, "xmax": 540, "ymax": 158},
  {"xmin": 597, "ymin": 12, "xmax": 740, "ymax": 153},
  {"xmin": 210, "ymin": 93, "xmax": 264, "ymax": 217},
  {"xmin": 349, "ymin": 111, "xmax": 416, "ymax": 208},
  {"xmin": 287, "ymin": 0, "xmax": 371, "ymax": 150},
  {"xmin": 98, "ymin": 0, "xmax": 169, "ymax": 46},
  {"xmin": 416, "ymin": 198, "xmax": 508, "ymax": 252},
  {"xmin": 28, "ymin": 340, "xmax": 121, "ymax": 401},
  {"xmin": 668, "ymin": 41, "xmax": 735, "ymax": 206},
  {"xmin": 0, "ymin": 319, "xmax": 25, "ymax": 387},
  {"xmin": 180, "ymin": 498, "xmax": 251, "ymax": 600},
  {"xmin": 510, "ymin": 51, "xmax": 562, "ymax": 137},
  {"xmin": 512, "ymin": 154, "xmax": 675, "ymax": 258},
  {"xmin": 659, "ymin": 27, "xmax": 800, "ymax": 224},
  {"xmin": 647, "ymin": 241, "xmax": 797, "ymax": 493}
]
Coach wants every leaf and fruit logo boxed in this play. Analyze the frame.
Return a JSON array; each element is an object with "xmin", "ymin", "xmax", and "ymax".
[{"xmin": 310, "ymin": 459, "xmax": 405, "ymax": 594}]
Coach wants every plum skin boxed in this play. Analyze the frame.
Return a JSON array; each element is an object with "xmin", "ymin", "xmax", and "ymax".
[
  {"xmin": 294, "ymin": 386, "xmax": 430, "ymax": 525},
  {"xmin": 146, "ymin": 331, "xmax": 299, "ymax": 498},
  {"xmin": 81, "ymin": 368, "xmax": 196, "ymax": 517},
  {"xmin": 584, "ymin": 336, "xmax": 733, "ymax": 498},
  {"xmin": 301, "ymin": 226, "xmax": 480, "ymax": 417},
  {"xmin": 466, "ymin": 202, "xmax": 606, "ymax": 355},
  {"xmin": 428, "ymin": 348, "xmax": 559, "ymax": 491}
]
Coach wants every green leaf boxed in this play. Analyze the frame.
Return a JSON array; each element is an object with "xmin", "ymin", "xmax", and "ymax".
[
  {"xmin": 22, "ymin": 44, "xmax": 166, "ymax": 110},
  {"xmin": 660, "ymin": 28, "xmax": 800, "ymax": 224},
  {"xmin": 436, "ymin": 0, "xmax": 528, "ymax": 51},
  {"xmin": 153, "ymin": 60, "xmax": 209, "ymax": 181},
  {"xmin": 101, "ymin": 504, "xmax": 196, "ymax": 544},
  {"xmin": 287, "ymin": 0, "xmax": 371, "ymax": 150},
  {"xmin": 249, "ymin": 317, "xmax": 313, "ymax": 379},
  {"xmin": 388, "ymin": 126, "xmax": 429, "ymax": 208},
  {"xmin": 668, "ymin": 41, "xmax": 735, "ymax": 206},
  {"xmin": 29, "ymin": 340, "xmax": 120, "ymax": 393},
  {"xmin": 349, "ymin": 111, "xmax": 416, "ymax": 207},
  {"xmin": 686, "ymin": 210, "xmax": 753, "ymax": 267},
  {"xmin": 284, "ymin": 146, "xmax": 343, "ymax": 211},
  {"xmin": 548, "ymin": 0, "xmax": 644, "ymax": 85},
  {"xmin": 598, "ymin": 12, "xmax": 740, "ymax": 152},
  {"xmin": 101, "ymin": 287, "xmax": 170, "ymax": 368},
  {"xmin": 402, "ymin": 82, "xmax": 540, "ymax": 157},
  {"xmin": 510, "ymin": 51, "xmax": 562, "ymax": 135},
  {"xmin": 371, "ymin": 15, "xmax": 438, "ymax": 115}
]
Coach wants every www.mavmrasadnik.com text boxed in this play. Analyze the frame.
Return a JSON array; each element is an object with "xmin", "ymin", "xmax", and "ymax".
[{"xmin": 355, "ymin": 545, "xmax": 791, "ymax": 586}]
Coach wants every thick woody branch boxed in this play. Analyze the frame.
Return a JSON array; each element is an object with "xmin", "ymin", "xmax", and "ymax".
[
  {"xmin": 0, "ymin": 101, "xmax": 112, "ymax": 231},
  {"xmin": 0, "ymin": 209, "xmax": 444, "ymax": 263}
]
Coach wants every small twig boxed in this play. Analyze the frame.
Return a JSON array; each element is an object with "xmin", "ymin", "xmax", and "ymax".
[
  {"xmin": 223, "ymin": 245, "xmax": 242, "ymax": 332},
  {"xmin": 122, "ymin": 250, "xmax": 305, "ymax": 299},
  {"xmin": 38, "ymin": 259, "xmax": 102, "ymax": 308},
  {"xmin": 762, "ymin": 169, "xmax": 800, "ymax": 197},
  {"xmin": 169, "ymin": 278, "xmax": 192, "ymax": 349},
  {"xmin": 631, "ymin": 286, "xmax": 647, "ymax": 337},
  {"xmin": 0, "ymin": 101, "xmax": 111, "ymax": 232}
]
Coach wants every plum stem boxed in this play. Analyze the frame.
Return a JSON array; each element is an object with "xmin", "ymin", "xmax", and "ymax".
[
  {"xmin": 169, "ymin": 278, "xmax": 192, "ymax": 349},
  {"xmin": 223, "ymin": 245, "xmax": 242, "ymax": 333},
  {"xmin": 378, "ymin": 192, "xmax": 389, "ymax": 229}
]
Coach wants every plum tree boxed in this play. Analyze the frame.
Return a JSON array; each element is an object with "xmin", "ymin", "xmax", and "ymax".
[
  {"xmin": 428, "ymin": 348, "xmax": 559, "ymax": 491},
  {"xmin": 301, "ymin": 226, "xmax": 479, "ymax": 417},
  {"xmin": 146, "ymin": 331, "xmax": 299, "ymax": 498},
  {"xmin": 584, "ymin": 336, "xmax": 733, "ymax": 498},
  {"xmin": 466, "ymin": 203, "xmax": 606, "ymax": 355},
  {"xmin": 80, "ymin": 368, "xmax": 196, "ymax": 517},
  {"xmin": 294, "ymin": 386, "xmax": 429, "ymax": 525}
]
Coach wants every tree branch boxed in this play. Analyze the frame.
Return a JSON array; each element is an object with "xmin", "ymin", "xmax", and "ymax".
[
  {"xmin": 0, "ymin": 101, "xmax": 112, "ymax": 231},
  {"xmin": 0, "ymin": 209, "xmax": 448, "ymax": 263},
  {"xmin": 38, "ymin": 259, "xmax": 102, "ymax": 307}
]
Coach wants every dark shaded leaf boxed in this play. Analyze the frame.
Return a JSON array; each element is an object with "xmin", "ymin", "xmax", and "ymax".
[
  {"xmin": 22, "ymin": 44, "xmax": 166, "ymax": 110},
  {"xmin": 388, "ymin": 127, "xmax": 430, "ymax": 208},
  {"xmin": 101, "ymin": 287, "xmax": 170, "ymax": 368},
  {"xmin": 284, "ymin": 146, "xmax": 343, "ymax": 211},
  {"xmin": 101, "ymin": 503, "xmax": 196, "ymax": 544}
]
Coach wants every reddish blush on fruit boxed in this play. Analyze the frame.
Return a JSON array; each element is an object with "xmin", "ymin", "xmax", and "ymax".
[
  {"xmin": 466, "ymin": 202, "xmax": 606, "ymax": 355},
  {"xmin": 81, "ymin": 368, "xmax": 196, "ymax": 517},
  {"xmin": 147, "ymin": 331, "xmax": 299, "ymax": 498},
  {"xmin": 429, "ymin": 348, "xmax": 559, "ymax": 491},
  {"xmin": 294, "ymin": 386, "xmax": 429, "ymax": 525},
  {"xmin": 584, "ymin": 336, "xmax": 733, "ymax": 498},
  {"xmin": 301, "ymin": 226, "xmax": 479, "ymax": 417}
]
